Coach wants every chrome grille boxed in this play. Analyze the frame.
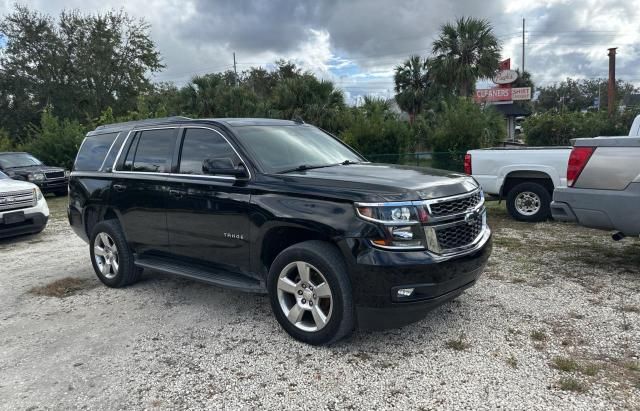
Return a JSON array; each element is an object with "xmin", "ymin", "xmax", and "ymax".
[
  {"xmin": 429, "ymin": 191, "xmax": 482, "ymax": 217},
  {"xmin": 0, "ymin": 189, "xmax": 36, "ymax": 212},
  {"xmin": 45, "ymin": 171, "xmax": 65, "ymax": 179},
  {"xmin": 435, "ymin": 218, "xmax": 483, "ymax": 250}
]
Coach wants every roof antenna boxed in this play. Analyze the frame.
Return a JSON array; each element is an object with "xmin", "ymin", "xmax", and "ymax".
[{"xmin": 292, "ymin": 116, "xmax": 305, "ymax": 124}]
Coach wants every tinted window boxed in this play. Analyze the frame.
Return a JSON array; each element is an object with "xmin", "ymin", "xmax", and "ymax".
[
  {"xmin": 121, "ymin": 129, "xmax": 176, "ymax": 173},
  {"xmin": 0, "ymin": 171, "xmax": 8, "ymax": 179},
  {"xmin": 179, "ymin": 128, "xmax": 240, "ymax": 175},
  {"xmin": 101, "ymin": 134, "xmax": 125, "ymax": 171},
  {"xmin": 0, "ymin": 153, "xmax": 43, "ymax": 168},
  {"xmin": 233, "ymin": 125, "xmax": 361, "ymax": 173},
  {"xmin": 74, "ymin": 133, "xmax": 118, "ymax": 171}
]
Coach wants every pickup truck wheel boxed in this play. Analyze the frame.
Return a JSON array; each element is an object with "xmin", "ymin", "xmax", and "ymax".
[
  {"xmin": 89, "ymin": 220, "xmax": 141, "ymax": 288},
  {"xmin": 267, "ymin": 241, "xmax": 354, "ymax": 345},
  {"xmin": 506, "ymin": 182, "xmax": 551, "ymax": 222}
]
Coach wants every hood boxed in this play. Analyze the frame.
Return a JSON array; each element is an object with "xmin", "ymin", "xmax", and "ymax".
[
  {"xmin": 0, "ymin": 178, "xmax": 37, "ymax": 192},
  {"xmin": 260, "ymin": 163, "xmax": 478, "ymax": 202},
  {"xmin": 3, "ymin": 164, "xmax": 65, "ymax": 176}
]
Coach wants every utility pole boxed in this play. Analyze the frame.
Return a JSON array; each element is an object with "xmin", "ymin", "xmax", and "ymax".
[
  {"xmin": 607, "ymin": 47, "xmax": 617, "ymax": 117},
  {"xmin": 522, "ymin": 18, "xmax": 525, "ymax": 73},
  {"xmin": 233, "ymin": 52, "xmax": 238, "ymax": 87}
]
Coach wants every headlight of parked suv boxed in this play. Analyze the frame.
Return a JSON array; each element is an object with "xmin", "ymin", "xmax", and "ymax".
[
  {"xmin": 355, "ymin": 204, "xmax": 427, "ymax": 249},
  {"xmin": 33, "ymin": 187, "xmax": 43, "ymax": 201},
  {"xmin": 64, "ymin": 170, "xmax": 70, "ymax": 178},
  {"xmin": 28, "ymin": 172, "xmax": 45, "ymax": 182}
]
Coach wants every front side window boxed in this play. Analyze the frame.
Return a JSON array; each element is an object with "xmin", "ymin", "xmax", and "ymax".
[
  {"xmin": 122, "ymin": 129, "xmax": 176, "ymax": 173},
  {"xmin": 0, "ymin": 153, "xmax": 43, "ymax": 169},
  {"xmin": 74, "ymin": 133, "xmax": 118, "ymax": 171},
  {"xmin": 179, "ymin": 128, "xmax": 240, "ymax": 175},
  {"xmin": 233, "ymin": 125, "xmax": 362, "ymax": 174}
]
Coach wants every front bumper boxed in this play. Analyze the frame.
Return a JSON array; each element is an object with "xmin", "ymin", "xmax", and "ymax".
[
  {"xmin": 0, "ymin": 212, "xmax": 48, "ymax": 239},
  {"xmin": 339, "ymin": 229, "xmax": 492, "ymax": 330},
  {"xmin": 34, "ymin": 178, "xmax": 68, "ymax": 194},
  {"xmin": 551, "ymin": 183, "xmax": 640, "ymax": 236}
]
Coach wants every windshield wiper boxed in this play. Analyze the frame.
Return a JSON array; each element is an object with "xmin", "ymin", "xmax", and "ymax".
[
  {"xmin": 341, "ymin": 160, "xmax": 360, "ymax": 165},
  {"xmin": 277, "ymin": 164, "xmax": 338, "ymax": 174}
]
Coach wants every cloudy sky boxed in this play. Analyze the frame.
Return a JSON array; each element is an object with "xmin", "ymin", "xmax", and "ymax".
[{"xmin": 2, "ymin": 0, "xmax": 639, "ymax": 104}]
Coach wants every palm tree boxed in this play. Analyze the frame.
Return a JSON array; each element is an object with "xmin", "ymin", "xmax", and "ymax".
[
  {"xmin": 429, "ymin": 17, "xmax": 501, "ymax": 97},
  {"xmin": 393, "ymin": 55, "xmax": 430, "ymax": 124}
]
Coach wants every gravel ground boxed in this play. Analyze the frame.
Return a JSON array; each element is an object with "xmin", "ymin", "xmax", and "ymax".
[{"xmin": 0, "ymin": 197, "xmax": 638, "ymax": 410}]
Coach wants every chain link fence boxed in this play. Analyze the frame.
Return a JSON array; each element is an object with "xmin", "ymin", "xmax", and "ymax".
[{"xmin": 364, "ymin": 151, "xmax": 467, "ymax": 172}]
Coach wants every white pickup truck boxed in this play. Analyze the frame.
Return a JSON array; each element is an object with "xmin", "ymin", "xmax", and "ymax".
[{"xmin": 466, "ymin": 115, "xmax": 640, "ymax": 222}]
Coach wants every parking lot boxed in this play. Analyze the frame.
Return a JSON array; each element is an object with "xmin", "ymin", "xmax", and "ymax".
[{"xmin": 0, "ymin": 196, "xmax": 638, "ymax": 410}]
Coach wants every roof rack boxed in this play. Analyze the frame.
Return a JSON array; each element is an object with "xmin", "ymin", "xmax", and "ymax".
[{"xmin": 94, "ymin": 116, "xmax": 192, "ymax": 131}]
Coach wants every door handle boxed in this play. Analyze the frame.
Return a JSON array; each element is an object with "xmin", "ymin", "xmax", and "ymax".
[
  {"xmin": 113, "ymin": 183, "xmax": 127, "ymax": 192},
  {"xmin": 169, "ymin": 189, "xmax": 185, "ymax": 198}
]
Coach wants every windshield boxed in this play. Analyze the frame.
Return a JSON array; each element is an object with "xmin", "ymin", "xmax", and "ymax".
[
  {"xmin": 233, "ymin": 125, "xmax": 362, "ymax": 173},
  {"xmin": 0, "ymin": 171, "xmax": 7, "ymax": 179},
  {"xmin": 0, "ymin": 153, "xmax": 43, "ymax": 168}
]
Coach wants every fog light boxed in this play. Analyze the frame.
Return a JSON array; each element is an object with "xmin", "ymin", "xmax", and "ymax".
[{"xmin": 397, "ymin": 288, "xmax": 415, "ymax": 298}]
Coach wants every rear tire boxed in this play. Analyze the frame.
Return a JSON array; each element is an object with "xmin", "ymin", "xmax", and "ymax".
[
  {"xmin": 267, "ymin": 240, "xmax": 354, "ymax": 345},
  {"xmin": 506, "ymin": 182, "xmax": 551, "ymax": 222},
  {"xmin": 89, "ymin": 220, "xmax": 141, "ymax": 288}
]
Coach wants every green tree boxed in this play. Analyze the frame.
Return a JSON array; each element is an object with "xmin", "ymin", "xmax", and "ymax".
[
  {"xmin": 431, "ymin": 98, "xmax": 505, "ymax": 170},
  {"xmin": 394, "ymin": 55, "xmax": 430, "ymax": 123},
  {"xmin": 22, "ymin": 109, "xmax": 86, "ymax": 169},
  {"xmin": 0, "ymin": 5, "xmax": 163, "ymax": 137},
  {"xmin": 429, "ymin": 17, "xmax": 501, "ymax": 97}
]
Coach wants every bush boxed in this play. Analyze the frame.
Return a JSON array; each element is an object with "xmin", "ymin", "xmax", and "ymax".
[
  {"xmin": 525, "ymin": 109, "xmax": 640, "ymax": 146},
  {"xmin": 22, "ymin": 109, "xmax": 86, "ymax": 169},
  {"xmin": 430, "ymin": 98, "xmax": 505, "ymax": 171},
  {"xmin": 341, "ymin": 109, "xmax": 410, "ymax": 164},
  {"xmin": 0, "ymin": 129, "xmax": 15, "ymax": 151}
]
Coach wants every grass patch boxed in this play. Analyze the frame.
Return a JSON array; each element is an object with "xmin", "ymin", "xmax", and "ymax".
[
  {"xmin": 557, "ymin": 377, "xmax": 587, "ymax": 393},
  {"xmin": 445, "ymin": 333, "xmax": 470, "ymax": 351},
  {"xmin": 552, "ymin": 357, "xmax": 579, "ymax": 372},
  {"xmin": 506, "ymin": 354, "xmax": 518, "ymax": 369},
  {"xmin": 581, "ymin": 363, "xmax": 600, "ymax": 376},
  {"xmin": 622, "ymin": 305, "xmax": 640, "ymax": 313},
  {"xmin": 530, "ymin": 330, "xmax": 548, "ymax": 342},
  {"xmin": 29, "ymin": 277, "xmax": 93, "ymax": 298}
]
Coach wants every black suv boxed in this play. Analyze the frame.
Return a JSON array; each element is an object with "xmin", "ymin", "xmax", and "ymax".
[
  {"xmin": 68, "ymin": 117, "xmax": 491, "ymax": 345},
  {"xmin": 0, "ymin": 152, "xmax": 69, "ymax": 196}
]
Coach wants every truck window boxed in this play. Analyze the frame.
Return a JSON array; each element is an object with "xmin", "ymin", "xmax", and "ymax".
[
  {"xmin": 178, "ymin": 128, "xmax": 240, "ymax": 175},
  {"xmin": 128, "ymin": 129, "xmax": 176, "ymax": 173},
  {"xmin": 74, "ymin": 133, "xmax": 118, "ymax": 171}
]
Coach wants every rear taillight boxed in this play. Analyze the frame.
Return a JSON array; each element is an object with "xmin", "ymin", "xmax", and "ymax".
[
  {"xmin": 464, "ymin": 153, "xmax": 472, "ymax": 175},
  {"xmin": 567, "ymin": 147, "xmax": 595, "ymax": 187}
]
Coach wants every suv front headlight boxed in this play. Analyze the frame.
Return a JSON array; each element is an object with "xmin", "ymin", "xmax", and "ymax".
[
  {"xmin": 33, "ymin": 187, "xmax": 43, "ymax": 201},
  {"xmin": 355, "ymin": 204, "xmax": 427, "ymax": 249},
  {"xmin": 64, "ymin": 170, "xmax": 70, "ymax": 178},
  {"xmin": 28, "ymin": 172, "xmax": 45, "ymax": 182}
]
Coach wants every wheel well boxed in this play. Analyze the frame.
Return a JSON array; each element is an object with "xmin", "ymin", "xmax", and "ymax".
[
  {"xmin": 502, "ymin": 171, "xmax": 554, "ymax": 197},
  {"xmin": 261, "ymin": 227, "xmax": 332, "ymax": 271},
  {"xmin": 84, "ymin": 207, "xmax": 118, "ymax": 238}
]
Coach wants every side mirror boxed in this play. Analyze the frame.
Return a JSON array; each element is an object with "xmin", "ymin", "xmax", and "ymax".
[{"xmin": 202, "ymin": 158, "xmax": 249, "ymax": 180}]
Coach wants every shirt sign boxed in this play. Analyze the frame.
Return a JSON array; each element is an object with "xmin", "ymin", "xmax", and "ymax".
[{"xmin": 511, "ymin": 87, "xmax": 531, "ymax": 101}]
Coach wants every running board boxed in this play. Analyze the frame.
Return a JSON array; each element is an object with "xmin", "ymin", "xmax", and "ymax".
[{"xmin": 135, "ymin": 256, "xmax": 266, "ymax": 294}]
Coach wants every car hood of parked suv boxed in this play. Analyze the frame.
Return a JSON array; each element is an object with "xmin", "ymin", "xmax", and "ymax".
[
  {"xmin": 3, "ymin": 164, "xmax": 65, "ymax": 178},
  {"xmin": 0, "ymin": 177, "xmax": 38, "ymax": 192},
  {"xmin": 265, "ymin": 163, "xmax": 479, "ymax": 202}
]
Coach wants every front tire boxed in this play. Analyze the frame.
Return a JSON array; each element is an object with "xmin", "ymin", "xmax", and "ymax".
[
  {"xmin": 89, "ymin": 220, "xmax": 141, "ymax": 288},
  {"xmin": 267, "ymin": 241, "xmax": 354, "ymax": 345},
  {"xmin": 506, "ymin": 182, "xmax": 551, "ymax": 222}
]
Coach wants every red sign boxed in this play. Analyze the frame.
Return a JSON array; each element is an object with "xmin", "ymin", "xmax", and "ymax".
[
  {"xmin": 474, "ymin": 87, "xmax": 532, "ymax": 103},
  {"xmin": 499, "ymin": 58, "xmax": 510, "ymax": 70},
  {"xmin": 475, "ymin": 88, "xmax": 512, "ymax": 103}
]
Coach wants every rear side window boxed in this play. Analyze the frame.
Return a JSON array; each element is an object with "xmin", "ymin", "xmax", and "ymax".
[
  {"xmin": 123, "ymin": 128, "xmax": 176, "ymax": 173},
  {"xmin": 178, "ymin": 128, "xmax": 240, "ymax": 174},
  {"xmin": 74, "ymin": 133, "xmax": 119, "ymax": 171}
]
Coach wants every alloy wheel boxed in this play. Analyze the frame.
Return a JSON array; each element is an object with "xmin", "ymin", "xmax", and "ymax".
[
  {"xmin": 93, "ymin": 232, "xmax": 119, "ymax": 279},
  {"xmin": 276, "ymin": 261, "xmax": 333, "ymax": 332}
]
